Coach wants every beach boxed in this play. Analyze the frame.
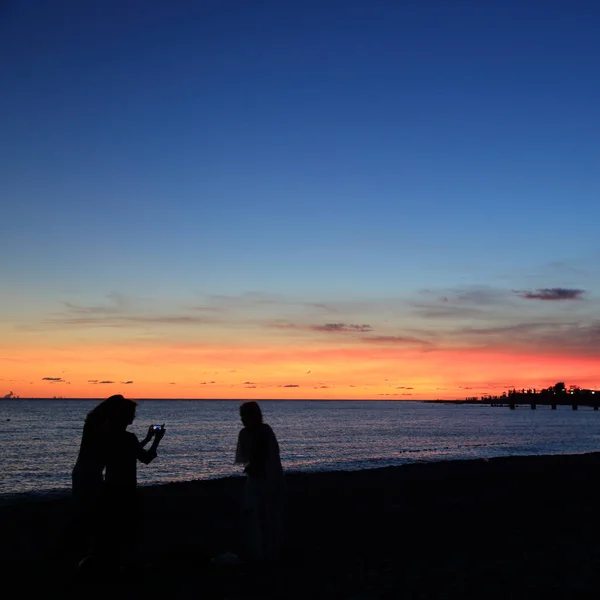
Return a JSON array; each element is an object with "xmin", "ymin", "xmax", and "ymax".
[{"xmin": 3, "ymin": 452, "xmax": 600, "ymax": 599}]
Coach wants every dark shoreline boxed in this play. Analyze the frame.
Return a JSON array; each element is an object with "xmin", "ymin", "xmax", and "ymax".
[
  {"xmin": 4, "ymin": 451, "xmax": 600, "ymax": 598},
  {"xmin": 0, "ymin": 448, "xmax": 590, "ymax": 507}
]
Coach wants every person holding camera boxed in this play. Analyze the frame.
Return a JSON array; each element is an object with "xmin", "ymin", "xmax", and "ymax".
[{"xmin": 72, "ymin": 394, "xmax": 166, "ymax": 574}]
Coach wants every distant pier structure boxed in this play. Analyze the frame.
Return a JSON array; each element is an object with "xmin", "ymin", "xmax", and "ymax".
[
  {"xmin": 479, "ymin": 382, "xmax": 599, "ymax": 411},
  {"xmin": 508, "ymin": 401, "xmax": 599, "ymax": 410}
]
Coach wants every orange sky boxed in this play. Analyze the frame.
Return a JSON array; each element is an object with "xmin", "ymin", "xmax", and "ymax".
[{"xmin": 3, "ymin": 310, "xmax": 600, "ymax": 399}]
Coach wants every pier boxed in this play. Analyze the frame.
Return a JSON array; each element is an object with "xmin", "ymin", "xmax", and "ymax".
[
  {"xmin": 475, "ymin": 382, "xmax": 599, "ymax": 410},
  {"xmin": 507, "ymin": 402, "xmax": 599, "ymax": 410}
]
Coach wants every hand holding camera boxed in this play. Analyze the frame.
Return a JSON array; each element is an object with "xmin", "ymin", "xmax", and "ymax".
[{"xmin": 152, "ymin": 423, "xmax": 166, "ymax": 441}]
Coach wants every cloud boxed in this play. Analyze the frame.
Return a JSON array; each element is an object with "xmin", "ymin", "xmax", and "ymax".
[
  {"xmin": 456, "ymin": 320, "xmax": 600, "ymax": 357},
  {"xmin": 410, "ymin": 286, "xmax": 516, "ymax": 319},
  {"xmin": 312, "ymin": 323, "xmax": 373, "ymax": 333},
  {"xmin": 271, "ymin": 322, "xmax": 372, "ymax": 333},
  {"xmin": 41, "ymin": 293, "xmax": 222, "ymax": 329},
  {"xmin": 197, "ymin": 292, "xmax": 336, "ymax": 313},
  {"xmin": 244, "ymin": 381, "xmax": 256, "ymax": 385},
  {"xmin": 457, "ymin": 322, "xmax": 555, "ymax": 336},
  {"xmin": 364, "ymin": 335, "xmax": 434, "ymax": 347},
  {"xmin": 63, "ymin": 292, "xmax": 128, "ymax": 315},
  {"xmin": 56, "ymin": 314, "xmax": 215, "ymax": 328},
  {"xmin": 88, "ymin": 380, "xmax": 99, "ymax": 383},
  {"xmin": 189, "ymin": 306, "xmax": 223, "ymax": 313},
  {"xmin": 120, "ymin": 381, "xmax": 133, "ymax": 384},
  {"xmin": 99, "ymin": 380, "xmax": 114, "ymax": 384},
  {"xmin": 245, "ymin": 385, "xmax": 257, "ymax": 388},
  {"xmin": 42, "ymin": 377, "xmax": 63, "ymax": 381},
  {"xmin": 411, "ymin": 304, "xmax": 489, "ymax": 319},
  {"xmin": 281, "ymin": 384, "xmax": 299, "ymax": 388},
  {"xmin": 420, "ymin": 286, "xmax": 510, "ymax": 306},
  {"xmin": 514, "ymin": 288, "xmax": 585, "ymax": 301},
  {"xmin": 396, "ymin": 386, "xmax": 414, "ymax": 389}
]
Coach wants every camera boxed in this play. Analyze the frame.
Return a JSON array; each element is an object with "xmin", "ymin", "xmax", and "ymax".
[{"xmin": 152, "ymin": 424, "xmax": 163, "ymax": 430}]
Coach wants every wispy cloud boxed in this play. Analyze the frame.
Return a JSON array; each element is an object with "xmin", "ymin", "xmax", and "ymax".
[
  {"xmin": 270, "ymin": 321, "xmax": 372, "ymax": 333},
  {"xmin": 63, "ymin": 292, "xmax": 128, "ymax": 315},
  {"xmin": 410, "ymin": 286, "xmax": 517, "ymax": 320},
  {"xmin": 281, "ymin": 384, "xmax": 299, "ymax": 388},
  {"xmin": 457, "ymin": 322, "xmax": 557, "ymax": 336},
  {"xmin": 42, "ymin": 377, "xmax": 64, "ymax": 382},
  {"xmin": 44, "ymin": 293, "xmax": 219, "ymax": 329},
  {"xmin": 455, "ymin": 320, "xmax": 600, "ymax": 357},
  {"xmin": 194, "ymin": 292, "xmax": 336, "ymax": 314},
  {"xmin": 56, "ymin": 315, "xmax": 216, "ymax": 328},
  {"xmin": 411, "ymin": 305, "xmax": 489, "ymax": 319},
  {"xmin": 313, "ymin": 323, "xmax": 373, "ymax": 333},
  {"xmin": 363, "ymin": 335, "xmax": 433, "ymax": 347},
  {"xmin": 514, "ymin": 288, "xmax": 585, "ymax": 301}
]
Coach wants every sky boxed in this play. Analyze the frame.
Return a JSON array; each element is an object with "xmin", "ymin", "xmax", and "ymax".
[{"xmin": 2, "ymin": 0, "xmax": 600, "ymax": 400}]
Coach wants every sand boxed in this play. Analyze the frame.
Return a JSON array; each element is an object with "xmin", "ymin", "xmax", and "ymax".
[{"xmin": 3, "ymin": 452, "xmax": 600, "ymax": 599}]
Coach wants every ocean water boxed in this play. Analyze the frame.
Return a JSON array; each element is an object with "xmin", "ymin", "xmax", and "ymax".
[{"xmin": 2, "ymin": 399, "xmax": 600, "ymax": 500}]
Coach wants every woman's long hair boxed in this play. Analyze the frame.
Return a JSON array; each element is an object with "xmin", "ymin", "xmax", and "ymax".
[
  {"xmin": 240, "ymin": 401, "xmax": 263, "ymax": 425},
  {"xmin": 85, "ymin": 395, "xmax": 136, "ymax": 429}
]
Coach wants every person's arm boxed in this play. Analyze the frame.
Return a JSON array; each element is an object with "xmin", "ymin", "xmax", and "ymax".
[
  {"xmin": 235, "ymin": 429, "xmax": 248, "ymax": 465},
  {"xmin": 243, "ymin": 428, "xmax": 268, "ymax": 476},
  {"xmin": 140, "ymin": 425, "xmax": 154, "ymax": 448},
  {"xmin": 136, "ymin": 426, "xmax": 165, "ymax": 465}
]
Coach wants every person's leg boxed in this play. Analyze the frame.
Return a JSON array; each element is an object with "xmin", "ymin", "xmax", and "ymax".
[
  {"xmin": 243, "ymin": 506, "xmax": 263, "ymax": 561},
  {"xmin": 263, "ymin": 498, "xmax": 284, "ymax": 561},
  {"xmin": 115, "ymin": 493, "xmax": 141, "ymax": 572}
]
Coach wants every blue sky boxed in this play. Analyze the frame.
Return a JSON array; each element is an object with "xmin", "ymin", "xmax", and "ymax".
[{"xmin": 2, "ymin": 1, "xmax": 600, "ymax": 399}]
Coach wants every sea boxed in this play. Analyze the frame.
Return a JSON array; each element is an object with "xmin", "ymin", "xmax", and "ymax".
[{"xmin": 2, "ymin": 399, "xmax": 600, "ymax": 502}]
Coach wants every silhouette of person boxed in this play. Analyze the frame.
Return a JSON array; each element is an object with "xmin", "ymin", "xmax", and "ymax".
[
  {"xmin": 72, "ymin": 394, "xmax": 165, "ymax": 572},
  {"xmin": 72, "ymin": 397, "xmax": 111, "ymax": 563},
  {"xmin": 235, "ymin": 401, "xmax": 284, "ymax": 562}
]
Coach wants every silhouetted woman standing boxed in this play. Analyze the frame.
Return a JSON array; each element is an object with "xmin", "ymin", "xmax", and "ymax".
[
  {"xmin": 235, "ymin": 401, "xmax": 284, "ymax": 562},
  {"xmin": 72, "ymin": 394, "xmax": 165, "ymax": 571}
]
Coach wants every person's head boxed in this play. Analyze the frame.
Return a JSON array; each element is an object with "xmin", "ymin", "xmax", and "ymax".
[
  {"xmin": 86, "ymin": 394, "xmax": 137, "ymax": 430},
  {"xmin": 240, "ymin": 401, "xmax": 263, "ymax": 428}
]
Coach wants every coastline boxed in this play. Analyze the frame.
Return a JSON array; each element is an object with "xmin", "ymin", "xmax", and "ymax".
[
  {"xmin": 4, "ymin": 451, "xmax": 600, "ymax": 598},
  {"xmin": 0, "ymin": 446, "xmax": 593, "ymax": 506}
]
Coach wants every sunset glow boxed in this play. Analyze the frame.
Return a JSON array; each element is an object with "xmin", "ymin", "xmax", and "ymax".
[
  {"xmin": 2, "ymin": 3, "xmax": 600, "ymax": 400},
  {"xmin": 3, "ymin": 290, "xmax": 600, "ymax": 399}
]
